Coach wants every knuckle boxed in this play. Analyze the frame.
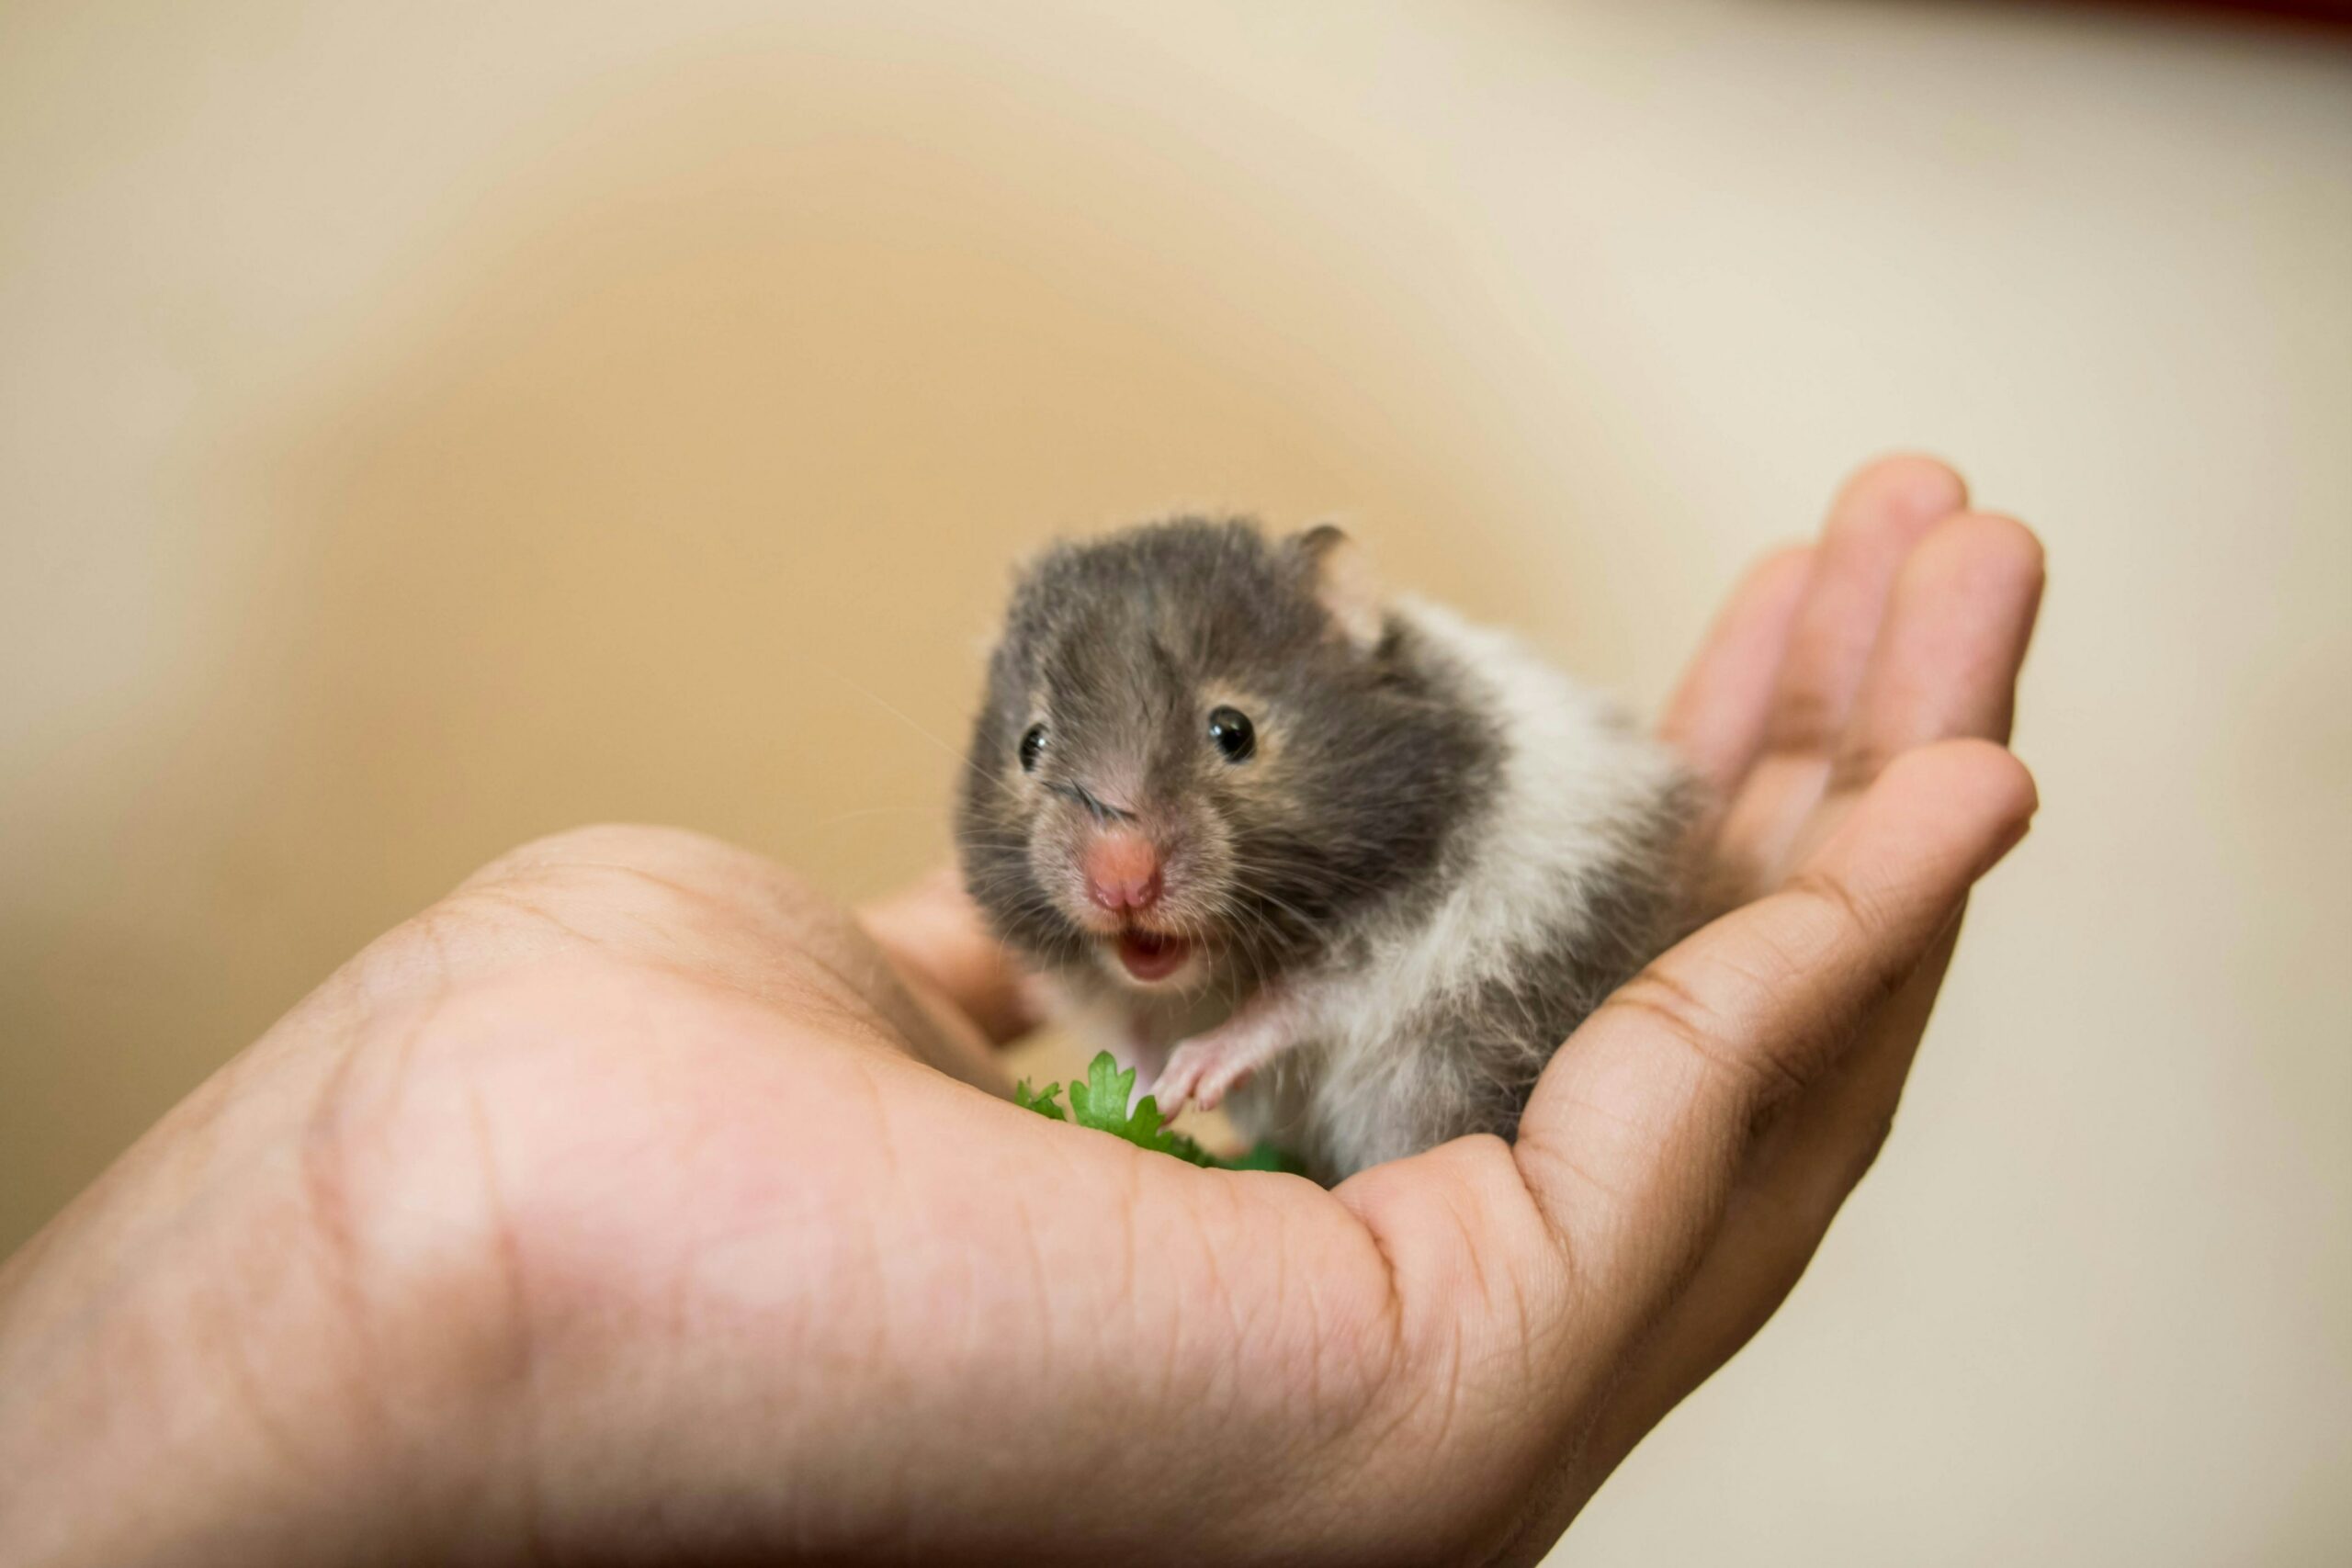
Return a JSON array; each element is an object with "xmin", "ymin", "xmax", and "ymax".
[
  {"xmin": 1608, "ymin": 966, "xmax": 1812, "ymax": 1106},
  {"xmin": 1764, "ymin": 683, "xmax": 1843, "ymax": 755},
  {"xmin": 1826, "ymin": 737, "xmax": 1898, "ymax": 798},
  {"xmin": 1780, "ymin": 865, "xmax": 1878, "ymax": 945},
  {"xmin": 1843, "ymin": 1106, "xmax": 1899, "ymax": 1188},
  {"xmin": 1606, "ymin": 968, "xmax": 1725, "ymax": 1055},
  {"xmin": 1778, "ymin": 866, "xmax": 1912, "ymax": 1021}
]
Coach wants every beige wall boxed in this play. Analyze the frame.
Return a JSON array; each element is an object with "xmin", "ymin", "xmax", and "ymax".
[{"xmin": 4, "ymin": 2, "xmax": 2346, "ymax": 1560}]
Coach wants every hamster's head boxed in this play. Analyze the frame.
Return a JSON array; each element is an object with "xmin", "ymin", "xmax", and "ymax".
[{"xmin": 957, "ymin": 516, "xmax": 1491, "ymax": 997}]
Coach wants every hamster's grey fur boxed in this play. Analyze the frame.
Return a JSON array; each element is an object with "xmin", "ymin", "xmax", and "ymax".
[{"xmin": 958, "ymin": 517, "xmax": 1697, "ymax": 1184}]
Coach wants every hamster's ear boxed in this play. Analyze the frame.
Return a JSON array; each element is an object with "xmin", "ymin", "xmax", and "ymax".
[{"xmin": 1290, "ymin": 524, "xmax": 1385, "ymax": 652}]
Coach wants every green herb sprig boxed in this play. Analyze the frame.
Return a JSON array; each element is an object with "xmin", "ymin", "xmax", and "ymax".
[{"xmin": 1015, "ymin": 1052, "xmax": 1302, "ymax": 1175}]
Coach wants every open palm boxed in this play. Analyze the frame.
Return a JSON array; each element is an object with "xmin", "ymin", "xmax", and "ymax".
[{"xmin": 0, "ymin": 457, "xmax": 2041, "ymax": 1567}]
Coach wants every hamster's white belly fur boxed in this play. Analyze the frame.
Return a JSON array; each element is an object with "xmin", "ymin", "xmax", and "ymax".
[{"xmin": 1234, "ymin": 600, "xmax": 1690, "ymax": 1178}]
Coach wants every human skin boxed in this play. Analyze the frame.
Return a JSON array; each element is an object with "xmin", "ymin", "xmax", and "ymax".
[{"xmin": 0, "ymin": 456, "xmax": 2042, "ymax": 1566}]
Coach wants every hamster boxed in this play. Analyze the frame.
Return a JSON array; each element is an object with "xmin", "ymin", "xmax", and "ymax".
[{"xmin": 957, "ymin": 516, "xmax": 1698, "ymax": 1184}]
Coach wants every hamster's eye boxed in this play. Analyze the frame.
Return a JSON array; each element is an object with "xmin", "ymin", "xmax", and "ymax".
[
  {"xmin": 1018, "ymin": 723, "xmax": 1049, "ymax": 773},
  {"xmin": 1206, "ymin": 706, "xmax": 1256, "ymax": 763}
]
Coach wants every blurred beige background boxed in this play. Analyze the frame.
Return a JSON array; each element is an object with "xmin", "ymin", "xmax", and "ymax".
[{"xmin": 3, "ymin": 1, "xmax": 2346, "ymax": 1560}]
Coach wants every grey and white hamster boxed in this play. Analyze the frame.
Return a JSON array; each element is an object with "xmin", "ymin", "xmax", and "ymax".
[{"xmin": 957, "ymin": 517, "xmax": 1697, "ymax": 1184}]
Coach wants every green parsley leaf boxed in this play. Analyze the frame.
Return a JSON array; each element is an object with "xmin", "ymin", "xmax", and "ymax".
[
  {"xmin": 1012, "ymin": 1078, "xmax": 1067, "ymax": 1122},
  {"xmin": 1018, "ymin": 1050, "xmax": 1303, "ymax": 1175},
  {"xmin": 1064, "ymin": 1051, "xmax": 1139, "ymax": 1134}
]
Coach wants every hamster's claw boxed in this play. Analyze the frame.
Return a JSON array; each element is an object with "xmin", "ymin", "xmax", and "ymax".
[
  {"xmin": 1154, "ymin": 1038, "xmax": 1255, "ymax": 1115},
  {"xmin": 1158, "ymin": 997, "xmax": 1304, "ymax": 1117},
  {"xmin": 1150, "ymin": 1045, "xmax": 1209, "ymax": 1117}
]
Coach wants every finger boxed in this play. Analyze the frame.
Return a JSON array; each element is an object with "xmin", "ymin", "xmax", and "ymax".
[
  {"xmin": 1711, "ymin": 512, "xmax": 2040, "ymax": 1225},
  {"xmin": 1556, "ymin": 519, "xmax": 2046, "ymax": 1477},
  {"xmin": 1755, "ymin": 512, "xmax": 2041, "ymax": 1190},
  {"xmin": 1824, "ymin": 511, "xmax": 2046, "ymax": 807},
  {"xmin": 1764, "ymin": 456, "xmax": 1970, "ymax": 757},
  {"xmin": 858, "ymin": 867, "xmax": 1040, "ymax": 1046},
  {"xmin": 1657, "ymin": 546, "xmax": 1814, "ymax": 804},
  {"xmin": 1662, "ymin": 515, "xmax": 2041, "ymax": 1309},
  {"xmin": 1548, "ymin": 917, "xmax": 1963, "ymax": 1513},
  {"xmin": 1512, "ymin": 739, "xmax": 2037, "ymax": 1343},
  {"xmin": 1716, "ymin": 456, "xmax": 1968, "ymax": 870},
  {"xmin": 1491, "ymin": 911, "xmax": 1980, "ymax": 1554}
]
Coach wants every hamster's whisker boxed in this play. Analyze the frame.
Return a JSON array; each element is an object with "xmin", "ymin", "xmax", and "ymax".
[
  {"xmin": 1227, "ymin": 851, "xmax": 1392, "ymax": 902},
  {"xmin": 803, "ymin": 804, "xmax": 952, "ymax": 831},
  {"xmin": 1215, "ymin": 869, "xmax": 1329, "ymax": 937},
  {"xmin": 1204, "ymin": 884, "xmax": 1306, "ymax": 985},
  {"xmin": 815, "ymin": 662, "xmax": 1013, "ymax": 796}
]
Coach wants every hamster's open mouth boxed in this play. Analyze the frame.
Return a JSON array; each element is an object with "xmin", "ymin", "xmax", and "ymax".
[{"xmin": 1114, "ymin": 930, "xmax": 1193, "ymax": 983}]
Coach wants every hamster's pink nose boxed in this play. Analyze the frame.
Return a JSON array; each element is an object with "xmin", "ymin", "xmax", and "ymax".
[{"xmin": 1082, "ymin": 829, "xmax": 1163, "ymax": 914}]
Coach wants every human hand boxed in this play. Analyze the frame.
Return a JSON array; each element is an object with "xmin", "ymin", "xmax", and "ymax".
[{"xmin": 0, "ymin": 456, "xmax": 2040, "ymax": 1565}]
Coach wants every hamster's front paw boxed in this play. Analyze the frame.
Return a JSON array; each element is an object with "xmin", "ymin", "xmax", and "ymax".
[
  {"xmin": 1152, "ymin": 992, "xmax": 1306, "ymax": 1115},
  {"xmin": 1152, "ymin": 1035, "xmax": 1255, "ymax": 1115}
]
